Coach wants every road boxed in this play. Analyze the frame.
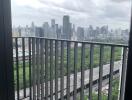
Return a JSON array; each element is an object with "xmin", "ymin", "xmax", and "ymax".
[{"xmin": 16, "ymin": 61, "xmax": 122, "ymax": 100}]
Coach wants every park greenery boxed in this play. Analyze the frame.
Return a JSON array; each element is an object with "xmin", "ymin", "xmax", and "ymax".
[
  {"xmin": 14, "ymin": 46, "xmax": 122, "ymax": 90},
  {"xmin": 79, "ymin": 79, "xmax": 119, "ymax": 100}
]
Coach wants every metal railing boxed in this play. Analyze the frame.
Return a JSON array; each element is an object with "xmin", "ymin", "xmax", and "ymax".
[{"xmin": 13, "ymin": 37, "xmax": 128, "ymax": 100}]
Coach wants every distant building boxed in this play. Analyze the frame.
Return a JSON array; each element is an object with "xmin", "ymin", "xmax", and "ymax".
[
  {"xmin": 16, "ymin": 25, "xmax": 31, "ymax": 37},
  {"xmin": 71, "ymin": 24, "xmax": 77, "ymax": 41},
  {"xmin": 43, "ymin": 22, "xmax": 49, "ymax": 38},
  {"xmin": 12, "ymin": 26, "xmax": 22, "ymax": 37},
  {"xmin": 88, "ymin": 25, "xmax": 94, "ymax": 37},
  {"xmin": 95, "ymin": 27, "xmax": 100, "ymax": 35},
  {"xmin": 62, "ymin": 15, "xmax": 71, "ymax": 40},
  {"xmin": 55, "ymin": 24, "xmax": 59, "ymax": 39},
  {"xmin": 77, "ymin": 27, "xmax": 84, "ymax": 41},
  {"xmin": 30, "ymin": 22, "xmax": 36, "ymax": 36},
  {"xmin": 100, "ymin": 25, "xmax": 108, "ymax": 34},
  {"xmin": 35, "ymin": 27, "xmax": 44, "ymax": 37},
  {"xmin": 50, "ymin": 19, "xmax": 57, "ymax": 38},
  {"xmin": 57, "ymin": 26, "xmax": 62, "ymax": 39},
  {"xmin": 51, "ymin": 19, "xmax": 55, "ymax": 28}
]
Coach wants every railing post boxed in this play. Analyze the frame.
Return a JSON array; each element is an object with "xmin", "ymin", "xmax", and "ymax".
[
  {"xmin": 0, "ymin": 0, "xmax": 15, "ymax": 99},
  {"xmin": 124, "ymin": 11, "xmax": 132, "ymax": 100}
]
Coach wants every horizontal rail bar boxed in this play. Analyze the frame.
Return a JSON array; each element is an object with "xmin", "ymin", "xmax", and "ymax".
[{"xmin": 12, "ymin": 37, "xmax": 128, "ymax": 47}]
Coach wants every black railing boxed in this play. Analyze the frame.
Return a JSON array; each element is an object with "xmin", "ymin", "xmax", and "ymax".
[{"xmin": 13, "ymin": 37, "xmax": 128, "ymax": 100}]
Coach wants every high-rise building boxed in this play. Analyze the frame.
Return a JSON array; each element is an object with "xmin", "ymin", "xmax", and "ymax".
[
  {"xmin": 51, "ymin": 19, "xmax": 55, "ymax": 28},
  {"xmin": 88, "ymin": 25, "xmax": 94, "ymax": 37},
  {"xmin": 71, "ymin": 24, "xmax": 77, "ymax": 40},
  {"xmin": 30, "ymin": 22, "xmax": 36, "ymax": 36},
  {"xmin": 95, "ymin": 27, "xmax": 100, "ymax": 35},
  {"xmin": 62, "ymin": 15, "xmax": 71, "ymax": 40},
  {"xmin": 24, "ymin": 25, "xmax": 30, "ymax": 36},
  {"xmin": 50, "ymin": 19, "xmax": 57, "ymax": 38},
  {"xmin": 55, "ymin": 24, "xmax": 59, "ymax": 39},
  {"xmin": 58, "ymin": 25, "xmax": 63, "ymax": 39},
  {"xmin": 12, "ymin": 26, "xmax": 21, "ymax": 37},
  {"xmin": 100, "ymin": 25, "xmax": 108, "ymax": 34},
  {"xmin": 43, "ymin": 22, "xmax": 49, "ymax": 38},
  {"xmin": 18, "ymin": 26, "xmax": 22, "ymax": 37},
  {"xmin": 35, "ymin": 27, "xmax": 44, "ymax": 37},
  {"xmin": 77, "ymin": 27, "xmax": 84, "ymax": 41}
]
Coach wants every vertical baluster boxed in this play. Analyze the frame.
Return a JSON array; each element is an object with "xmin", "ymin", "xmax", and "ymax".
[
  {"xmin": 15, "ymin": 38, "xmax": 19, "ymax": 100},
  {"xmin": 32, "ymin": 38, "xmax": 36, "ymax": 100},
  {"xmin": 36, "ymin": 38, "xmax": 40, "ymax": 100},
  {"xmin": 89, "ymin": 44, "xmax": 94, "ymax": 100},
  {"xmin": 22, "ymin": 38, "xmax": 26, "ymax": 97},
  {"xmin": 98, "ymin": 45, "xmax": 104, "ymax": 100},
  {"xmin": 80, "ymin": 43, "xmax": 85, "ymax": 100},
  {"xmin": 73, "ymin": 42, "xmax": 78, "ymax": 100},
  {"xmin": 67, "ymin": 41, "xmax": 71, "ymax": 100},
  {"xmin": 55, "ymin": 40, "xmax": 58, "ymax": 100},
  {"xmin": 45, "ymin": 39, "xmax": 48, "ymax": 100},
  {"xmin": 108, "ymin": 46, "xmax": 115, "ymax": 100},
  {"xmin": 40, "ymin": 39, "xmax": 45, "ymax": 100},
  {"xmin": 50, "ymin": 40, "xmax": 54, "ymax": 100},
  {"xmin": 119, "ymin": 47, "xmax": 127, "ymax": 100},
  {"xmin": 28, "ymin": 38, "xmax": 32, "ymax": 100},
  {"xmin": 60, "ymin": 41, "xmax": 64, "ymax": 100}
]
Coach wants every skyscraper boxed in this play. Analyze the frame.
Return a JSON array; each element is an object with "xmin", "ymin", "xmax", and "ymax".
[
  {"xmin": 30, "ymin": 22, "xmax": 36, "ymax": 36},
  {"xmin": 50, "ymin": 19, "xmax": 57, "ymax": 38},
  {"xmin": 77, "ymin": 27, "xmax": 84, "ymax": 41},
  {"xmin": 55, "ymin": 24, "xmax": 59, "ymax": 39},
  {"xmin": 89, "ymin": 25, "xmax": 94, "ymax": 37},
  {"xmin": 43, "ymin": 22, "xmax": 49, "ymax": 38},
  {"xmin": 100, "ymin": 25, "xmax": 108, "ymax": 34},
  {"xmin": 35, "ymin": 27, "xmax": 44, "ymax": 37},
  {"xmin": 18, "ymin": 26, "xmax": 22, "ymax": 37},
  {"xmin": 51, "ymin": 19, "xmax": 55, "ymax": 28},
  {"xmin": 62, "ymin": 15, "xmax": 71, "ymax": 40},
  {"xmin": 71, "ymin": 24, "xmax": 77, "ymax": 40}
]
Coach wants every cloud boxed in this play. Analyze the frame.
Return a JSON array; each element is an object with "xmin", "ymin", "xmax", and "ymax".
[
  {"xmin": 110, "ymin": 0, "xmax": 130, "ymax": 3},
  {"xmin": 11, "ymin": 0, "xmax": 131, "ymax": 29}
]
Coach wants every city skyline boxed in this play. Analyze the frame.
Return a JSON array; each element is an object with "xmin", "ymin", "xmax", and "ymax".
[
  {"xmin": 12, "ymin": 15, "xmax": 129, "ymax": 44},
  {"xmin": 13, "ymin": 15, "xmax": 129, "ymax": 31}
]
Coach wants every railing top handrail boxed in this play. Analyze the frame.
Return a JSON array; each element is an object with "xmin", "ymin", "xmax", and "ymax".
[{"xmin": 12, "ymin": 36, "xmax": 128, "ymax": 47}]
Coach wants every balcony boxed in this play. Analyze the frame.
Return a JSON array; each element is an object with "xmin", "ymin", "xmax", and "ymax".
[{"xmin": 13, "ymin": 37, "xmax": 128, "ymax": 100}]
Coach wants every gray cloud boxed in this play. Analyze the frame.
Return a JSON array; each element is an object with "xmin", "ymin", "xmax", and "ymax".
[
  {"xmin": 12, "ymin": 0, "xmax": 131, "ymax": 29},
  {"xmin": 110, "ymin": 0, "xmax": 130, "ymax": 2}
]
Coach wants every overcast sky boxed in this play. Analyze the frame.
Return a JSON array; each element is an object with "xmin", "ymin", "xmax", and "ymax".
[{"xmin": 11, "ymin": 0, "xmax": 131, "ymax": 29}]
